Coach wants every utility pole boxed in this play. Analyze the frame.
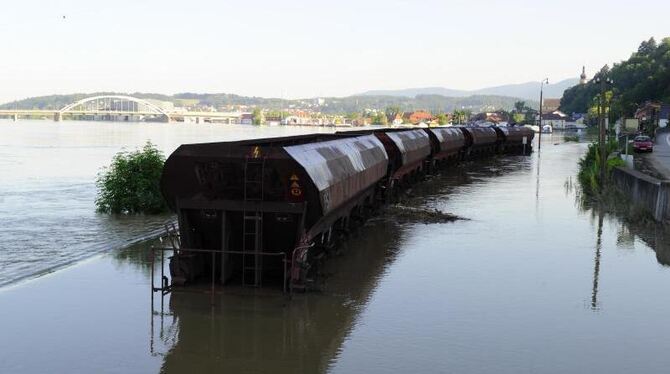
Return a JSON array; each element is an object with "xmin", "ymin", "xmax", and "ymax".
[
  {"xmin": 596, "ymin": 74, "xmax": 613, "ymax": 191},
  {"xmin": 538, "ymin": 78, "xmax": 549, "ymax": 151}
]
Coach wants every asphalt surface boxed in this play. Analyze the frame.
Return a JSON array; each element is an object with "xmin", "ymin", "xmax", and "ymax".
[{"xmin": 648, "ymin": 129, "xmax": 670, "ymax": 179}]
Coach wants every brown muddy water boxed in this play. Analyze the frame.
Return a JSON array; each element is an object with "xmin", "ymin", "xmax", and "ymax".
[{"xmin": 2, "ymin": 123, "xmax": 670, "ymax": 373}]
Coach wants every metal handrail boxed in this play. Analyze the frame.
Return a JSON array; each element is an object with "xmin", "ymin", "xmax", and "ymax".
[{"xmin": 150, "ymin": 246, "xmax": 289, "ymax": 299}]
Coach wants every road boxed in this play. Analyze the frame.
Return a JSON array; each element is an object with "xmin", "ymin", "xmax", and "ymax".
[{"xmin": 648, "ymin": 129, "xmax": 670, "ymax": 179}]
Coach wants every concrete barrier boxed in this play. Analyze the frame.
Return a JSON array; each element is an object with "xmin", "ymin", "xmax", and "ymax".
[{"xmin": 612, "ymin": 166, "xmax": 670, "ymax": 222}]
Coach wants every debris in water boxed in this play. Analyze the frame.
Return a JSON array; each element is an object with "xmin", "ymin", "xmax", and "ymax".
[{"xmin": 382, "ymin": 205, "xmax": 467, "ymax": 224}]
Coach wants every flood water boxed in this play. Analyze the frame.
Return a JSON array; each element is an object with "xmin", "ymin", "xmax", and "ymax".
[
  {"xmin": 0, "ymin": 120, "xmax": 330, "ymax": 286},
  {"xmin": 2, "ymin": 122, "xmax": 670, "ymax": 373}
]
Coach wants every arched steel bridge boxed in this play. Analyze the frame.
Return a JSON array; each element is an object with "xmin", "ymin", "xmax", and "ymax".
[
  {"xmin": 0, "ymin": 95, "xmax": 241, "ymax": 123},
  {"xmin": 60, "ymin": 95, "xmax": 170, "ymax": 116}
]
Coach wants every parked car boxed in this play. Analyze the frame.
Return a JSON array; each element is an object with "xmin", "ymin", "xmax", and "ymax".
[{"xmin": 633, "ymin": 135, "xmax": 654, "ymax": 152}]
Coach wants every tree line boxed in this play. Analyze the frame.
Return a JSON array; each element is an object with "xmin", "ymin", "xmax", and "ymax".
[
  {"xmin": 560, "ymin": 37, "xmax": 670, "ymax": 120},
  {"xmin": 1, "ymin": 92, "xmax": 535, "ymax": 115}
]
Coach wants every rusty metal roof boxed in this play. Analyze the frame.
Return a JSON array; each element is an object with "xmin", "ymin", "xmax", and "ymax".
[
  {"xmin": 284, "ymin": 135, "xmax": 389, "ymax": 214},
  {"xmin": 385, "ymin": 130, "xmax": 431, "ymax": 166}
]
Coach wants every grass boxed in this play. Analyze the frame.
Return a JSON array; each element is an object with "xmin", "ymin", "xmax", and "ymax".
[{"xmin": 577, "ymin": 139, "xmax": 625, "ymax": 196}]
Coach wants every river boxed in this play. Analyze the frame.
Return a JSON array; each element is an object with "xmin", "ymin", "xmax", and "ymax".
[
  {"xmin": 0, "ymin": 120, "xmax": 331, "ymax": 287},
  {"xmin": 1, "ymin": 121, "xmax": 670, "ymax": 373}
]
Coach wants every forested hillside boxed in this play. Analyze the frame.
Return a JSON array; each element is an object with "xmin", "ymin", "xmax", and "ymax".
[{"xmin": 560, "ymin": 37, "xmax": 670, "ymax": 117}]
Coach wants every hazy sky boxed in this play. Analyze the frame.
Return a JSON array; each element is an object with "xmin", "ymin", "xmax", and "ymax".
[{"xmin": 0, "ymin": 0, "xmax": 668, "ymax": 103}]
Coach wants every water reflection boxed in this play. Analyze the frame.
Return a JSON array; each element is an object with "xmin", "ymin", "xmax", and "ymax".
[
  {"xmin": 575, "ymin": 193, "xmax": 670, "ymax": 269},
  {"xmin": 591, "ymin": 208, "xmax": 604, "ymax": 310},
  {"xmin": 568, "ymin": 177, "xmax": 670, "ymax": 312},
  {"xmin": 149, "ymin": 220, "xmax": 404, "ymax": 374}
]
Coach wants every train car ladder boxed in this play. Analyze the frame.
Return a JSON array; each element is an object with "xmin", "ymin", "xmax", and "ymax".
[{"xmin": 242, "ymin": 156, "xmax": 265, "ymax": 287}]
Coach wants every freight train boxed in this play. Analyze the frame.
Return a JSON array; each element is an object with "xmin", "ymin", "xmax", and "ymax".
[{"xmin": 160, "ymin": 125, "xmax": 534, "ymax": 290}]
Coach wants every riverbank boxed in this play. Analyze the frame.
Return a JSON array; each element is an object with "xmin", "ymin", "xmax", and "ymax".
[{"xmin": 3, "ymin": 136, "xmax": 670, "ymax": 373}]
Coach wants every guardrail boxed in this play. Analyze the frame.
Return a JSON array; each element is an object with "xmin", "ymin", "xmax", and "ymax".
[{"xmin": 150, "ymin": 247, "xmax": 289, "ymax": 302}]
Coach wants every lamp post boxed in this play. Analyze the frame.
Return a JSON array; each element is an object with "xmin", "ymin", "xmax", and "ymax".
[
  {"xmin": 538, "ymin": 78, "xmax": 549, "ymax": 151},
  {"xmin": 595, "ymin": 75, "xmax": 614, "ymax": 191}
]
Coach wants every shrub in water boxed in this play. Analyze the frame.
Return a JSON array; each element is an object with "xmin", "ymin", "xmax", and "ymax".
[{"xmin": 96, "ymin": 141, "xmax": 168, "ymax": 214}]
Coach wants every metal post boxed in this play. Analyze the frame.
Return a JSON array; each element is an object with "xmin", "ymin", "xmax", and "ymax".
[
  {"xmin": 150, "ymin": 247, "xmax": 154, "ymax": 304},
  {"xmin": 599, "ymin": 80, "xmax": 606, "ymax": 191},
  {"xmin": 625, "ymin": 134, "xmax": 629, "ymax": 157},
  {"xmin": 539, "ymin": 86, "xmax": 543, "ymax": 150},
  {"xmin": 211, "ymin": 251, "xmax": 216, "ymax": 305},
  {"xmin": 538, "ymin": 78, "xmax": 548, "ymax": 151},
  {"xmin": 160, "ymin": 249, "xmax": 164, "ymax": 312}
]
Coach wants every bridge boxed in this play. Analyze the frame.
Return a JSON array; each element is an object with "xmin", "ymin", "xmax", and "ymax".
[{"xmin": 0, "ymin": 95, "xmax": 242, "ymax": 123}]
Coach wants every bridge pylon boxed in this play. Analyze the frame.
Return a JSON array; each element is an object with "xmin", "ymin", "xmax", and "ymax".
[{"xmin": 54, "ymin": 112, "xmax": 62, "ymax": 122}]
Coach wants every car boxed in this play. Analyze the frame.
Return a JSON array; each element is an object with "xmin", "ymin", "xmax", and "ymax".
[{"xmin": 633, "ymin": 135, "xmax": 654, "ymax": 153}]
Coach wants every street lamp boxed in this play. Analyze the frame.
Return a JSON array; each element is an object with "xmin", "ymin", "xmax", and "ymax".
[
  {"xmin": 538, "ymin": 78, "xmax": 549, "ymax": 151},
  {"xmin": 595, "ymin": 75, "xmax": 614, "ymax": 191}
]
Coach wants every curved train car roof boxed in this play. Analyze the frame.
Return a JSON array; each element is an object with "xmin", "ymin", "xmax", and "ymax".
[
  {"xmin": 284, "ymin": 135, "xmax": 388, "ymax": 215},
  {"xmin": 458, "ymin": 126, "xmax": 498, "ymax": 146},
  {"xmin": 384, "ymin": 130, "xmax": 431, "ymax": 166},
  {"xmin": 161, "ymin": 133, "xmax": 390, "ymax": 223}
]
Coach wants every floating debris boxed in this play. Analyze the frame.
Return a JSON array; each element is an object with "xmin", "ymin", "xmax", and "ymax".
[{"xmin": 382, "ymin": 205, "xmax": 467, "ymax": 224}]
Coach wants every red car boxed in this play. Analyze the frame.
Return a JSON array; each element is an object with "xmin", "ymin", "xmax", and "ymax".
[{"xmin": 633, "ymin": 135, "xmax": 654, "ymax": 153}]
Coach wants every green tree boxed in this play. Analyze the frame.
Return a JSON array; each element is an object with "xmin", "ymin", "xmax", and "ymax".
[
  {"xmin": 561, "ymin": 37, "xmax": 670, "ymax": 117},
  {"xmin": 436, "ymin": 113, "xmax": 448, "ymax": 125},
  {"xmin": 346, "ymin": 112, "xmax": 362, "ymax": 121},
  {"xmin": 512, "ymin": 113, "xmax": 525, "ymax": 124},
  {"xmin": 514, "ymin": 101, "xmax": 526, "ymax": 113},
  {"xmin": 372, "ymin": 112, "xmax": 388, "ymax": 125},
  {"xmin": 95, "ymin": 141, "xmax": 167, "ymax": 214},
  {"xmin": 252, "ymin": 108, "xmax": 264, "ymax": 125},
  {"xmin": 385, "ymin": 105, "xmax": 401, "ymax": 123}
]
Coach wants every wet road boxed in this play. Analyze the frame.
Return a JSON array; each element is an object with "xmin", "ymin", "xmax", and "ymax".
[
  {"xmin": 649, "ymin": 129, "xmax": 670, "ymax": 178},
  {"xmin": 2, "ymin": 133, "xmax": 670, "ymax": 373}
]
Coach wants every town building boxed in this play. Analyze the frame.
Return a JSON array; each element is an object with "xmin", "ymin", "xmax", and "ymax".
[
  {"xmin": 240, "ymin": 113, "xmax": 253, "ymax": 125},
  {"xmin": 387, "ymin": 113, "xmax": 404, "ymax": 126},
  {"xmin": 635, "ymin": 101, "xmax": 669, "ymax": 129},
  {"xmin": 471, "ymin": 111, "xmax": 508, "ymax": 124},
  {"xmin": 541, "ymin": 110, "xmax": 569, "ymax": 129},
  {"xmin": 542, "ymin": 98, "xmax": 561, "ymax": 113},
  {"xmin": 403, "ymin": 111, "xmax": 434, "ymax": 124}
]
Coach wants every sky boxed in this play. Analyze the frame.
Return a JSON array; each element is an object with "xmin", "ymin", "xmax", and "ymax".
[{"xmin": 0, "ymin": 0, "xmax": 668, "ymax": 104}]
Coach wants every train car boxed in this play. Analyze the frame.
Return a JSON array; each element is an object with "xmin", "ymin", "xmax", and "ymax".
[
  {"xmin": 337, "ymin": 128, "xmax": 431, "ymax": 187},
  {"xmin": 160, "ymin": 133, "xmax": 389, "ymax": 288},
  {"xmin": 496, "ymin": 126, "xmax": 535, "ymax": 154},
  {"xmin": 456, "ymin": 126, "xmax": 499, "ymax": 156},
  {"xmin": 423, "ymin": 127, "xmax": 467, "ymax": 165}
]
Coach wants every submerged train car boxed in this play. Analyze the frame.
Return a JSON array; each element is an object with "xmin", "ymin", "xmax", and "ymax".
[
  {"xmin": 423, "ymin": 127, "xmax": 467, "ymax": 165},
  {"xmin": 161, "ymin": 133, "xmax": 389, "ymax": 288},
  {"xmin": 456, "ymin": 126, "xmax": 499, "ymax": 156},
  {"xmin": 160, "ymin": 125, "xmax": 534, "ymax": 291},
  {"xmin": 496, "ymin": 126, "xmax": 535, "ymax": 154},
  {"xmin": 336, "ymin": 128, "xmax": 431, "ymax": 186}
]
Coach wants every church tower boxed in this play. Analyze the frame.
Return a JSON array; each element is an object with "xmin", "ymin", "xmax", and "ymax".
[{"xmin": 580, "ymin": 66, "xmax": 587, "ymax": 85}]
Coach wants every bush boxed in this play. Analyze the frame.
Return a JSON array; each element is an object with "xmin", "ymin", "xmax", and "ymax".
[
  {"xmin": 577, "ymin": 139, "xmax": 624, "ymax": 196},
  {"xmin": 95, "ymin": 141, "xmax": 168, "ymax": 214}
]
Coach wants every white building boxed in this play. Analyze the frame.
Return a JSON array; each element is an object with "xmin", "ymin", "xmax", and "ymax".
[{"xmin": 540, "ymin": 110, "xmax": 569, "ymax": 129}]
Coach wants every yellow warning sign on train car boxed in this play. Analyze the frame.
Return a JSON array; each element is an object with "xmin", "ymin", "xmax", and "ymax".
[
  {"xmin": 289, "ymin": 173, "xmax": 302, "ymax": 198},
  {"xmin": 251, "ymin": 146, "xmax": 262, "ymax": 158}
]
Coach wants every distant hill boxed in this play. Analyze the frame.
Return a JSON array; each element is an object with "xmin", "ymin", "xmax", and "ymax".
[
  {"xmin": 361, "ymin": 78, "xmax": 579, "ymax": 101},
  {"xmin": 1, "ymin": 92, "xmax": 537, "ymax": 114}
]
